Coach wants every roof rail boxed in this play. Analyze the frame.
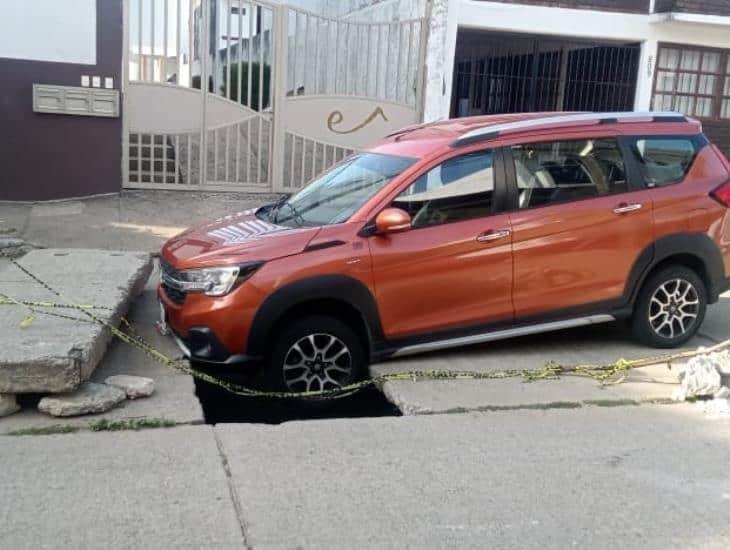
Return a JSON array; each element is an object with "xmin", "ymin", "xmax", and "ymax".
[{"xmin": 453, "ymin": 111, "xmax": 688, "ymax": 147}]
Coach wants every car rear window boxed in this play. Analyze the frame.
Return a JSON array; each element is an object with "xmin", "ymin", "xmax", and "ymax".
[{"xmin": 632, "ymin": 138, "xmax": 698, "ymax": 187}]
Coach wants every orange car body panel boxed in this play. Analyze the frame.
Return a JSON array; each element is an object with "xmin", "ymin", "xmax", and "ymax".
[
  {"xmin": 509, "ymin": 188, "xmax": 654, "ymax": 317},
  {"xmin": 159, "ymin": 112, "xmax": 730, "ymax": 361},
  {"xmin": 368, "ymin": 213, "xmax": 514, "ymax": 338},
  {"xmin": 650, "ymin": 146, "xmax": 730, "ymax": 273}
]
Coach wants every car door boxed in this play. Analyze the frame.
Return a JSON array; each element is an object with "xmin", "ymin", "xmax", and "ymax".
[
  {"xmin": 505, "ymin": 133, "xmax": 654, "ymax": 319},
  {"xmin": 368, "ymin": 149, "xmax": 514, "ymax": 340}
]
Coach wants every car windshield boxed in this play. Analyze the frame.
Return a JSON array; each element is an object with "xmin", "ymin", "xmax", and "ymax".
[{"xmin": 259, "ymin": 153, "xmax": 416, "ymax": 227}]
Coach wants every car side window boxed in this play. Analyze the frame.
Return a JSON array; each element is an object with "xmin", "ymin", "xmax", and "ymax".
[
  {"xmin": 511, "ymin": 138, "xmax": 628, "ymax": 209},
  {"xmin": 393, "ymin": 151, "xmax": 495, "ymax": 228},
  {"xmin": 632, "ymin": 138, "xmax": 697, "ymax": 187}
]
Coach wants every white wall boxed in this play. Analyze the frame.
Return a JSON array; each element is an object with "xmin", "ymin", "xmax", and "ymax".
[
  {"xmin": 456, "ymin": 1, "xmax": 730, "ymax": 46},
  {"xmin": 423, "ymin": 0, "xmax": 459, "ymax": 122},
  {"xmin": 0, "ymin": 0, "xmax": 96, "ymax": 64}
]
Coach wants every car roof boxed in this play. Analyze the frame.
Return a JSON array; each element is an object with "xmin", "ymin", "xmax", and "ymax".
[
  {"xmin": 366, "ymin": 111, "xmax": 701, "ymax": 159},
  {"xmin": 367, "ymin": 112, "xmax": 561, "ymax": 158}
]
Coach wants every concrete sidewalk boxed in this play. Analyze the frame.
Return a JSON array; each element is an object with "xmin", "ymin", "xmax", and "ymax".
[
  {"xmin": 0, "ymin": 190, "xmax": 276, "ymax": 252},
  {"xmin": 3, "ymin": 405, "xmax": 730, "ymax": 549},
  {"xmin": 0, "ymin": 259, "xmax": 204, "ymax": 433}
]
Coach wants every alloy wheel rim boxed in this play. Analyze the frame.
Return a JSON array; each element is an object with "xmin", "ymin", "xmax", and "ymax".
[
  {"xmin": 648, "ymin": 278, "xmax": 699, "ymax": 339},
  {"xmin": 282, "ymin": 333, "xmax": 353, "ymax": 392}
]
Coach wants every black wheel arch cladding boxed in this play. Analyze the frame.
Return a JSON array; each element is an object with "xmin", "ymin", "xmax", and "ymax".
[
  {"xmin": 246, "ymin": 275, "xmax": 384, "ymax": 359},
  {"xmin": 626, "ymin": 232, "xmax": 726, "ymax": 305}
]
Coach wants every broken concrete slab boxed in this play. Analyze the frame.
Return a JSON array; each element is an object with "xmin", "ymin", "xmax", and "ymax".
[
  {"xmin": 0, "ymin": 249, "xmax": 152, "ymax": 394},
  {"xmin": 0, "ymin": 238, "xmax": 34, "ymax": 258},
  {"xmin": 38, "ymin": 382, "xmax": 126, "ymax": 417},
  {"xmin": 0, "ymin": 394, "xmax": 20, "ymax": 417},
  {"xmin": 375, "ymin": 370, "xmax": 679, "ymax": 415},
  {"xmin": 0, "ymin": 263, "xmax": 204, "ymax": 433},
  {"xmin": 105, "ymin": 375, "xmax": 155, "ymax": 399}
]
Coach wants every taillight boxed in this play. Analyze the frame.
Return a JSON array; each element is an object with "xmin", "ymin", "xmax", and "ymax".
[{"xmin": 711, "ymin": 180, "xmax": 730, "ymax": 207}]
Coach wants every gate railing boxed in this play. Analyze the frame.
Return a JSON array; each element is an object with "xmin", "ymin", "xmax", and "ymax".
[{"xmin": 122, "ymin": 0, "xmax": 427, "ymax": 193}]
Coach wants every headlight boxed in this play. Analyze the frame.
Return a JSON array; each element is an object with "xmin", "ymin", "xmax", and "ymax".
[{"xmin": 165, "ymin": 263, "xmax": 262, "ymax": 297}]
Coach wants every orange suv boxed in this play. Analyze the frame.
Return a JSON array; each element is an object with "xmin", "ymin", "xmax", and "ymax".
[{"xmin": 159, "ymin": 111, "xmax": 730, "ymax": 393}]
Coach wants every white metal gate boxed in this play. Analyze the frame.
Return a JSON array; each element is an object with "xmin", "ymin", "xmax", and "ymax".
[{"xmin": 122, "ymin": 0, "xmax": 427, "ymax": 192}]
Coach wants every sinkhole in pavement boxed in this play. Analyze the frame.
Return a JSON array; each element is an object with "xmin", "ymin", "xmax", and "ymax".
[{"xmin": 194, "ymin": 378, "xmax": 401, "ymax": 424}]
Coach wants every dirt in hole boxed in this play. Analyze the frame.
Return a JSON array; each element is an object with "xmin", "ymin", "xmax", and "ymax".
[{"xmin": 194, "ymin": 378, "xmax": 402, "ymax": 424}]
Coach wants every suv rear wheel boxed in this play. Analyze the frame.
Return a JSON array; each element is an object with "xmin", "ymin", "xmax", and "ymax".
[
  {"xmin": 266, "ymin": 315, "xmax": 365, "ymax": 394},
  {"xmin": 631, "ymin": 265, "xmax": 706, "ymax": 348}
]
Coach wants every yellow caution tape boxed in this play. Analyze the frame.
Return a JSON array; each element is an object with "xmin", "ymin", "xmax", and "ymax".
[{"xmin": 5, "ymin": 258, "xmax": 730, "ymax": 400}]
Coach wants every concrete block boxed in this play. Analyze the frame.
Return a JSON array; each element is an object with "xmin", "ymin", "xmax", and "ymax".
[
  {"xmin": 0, "ymin": 238, "xmax": 33, "ymax": 258},
  {"xmin": 0, "ymin": 249, "xmax": 152, "ymax": 394},
  {"xmin": 0, "ymin": 394, "xmax": 20, "ymax": 417},
  {"xmin": 38, "ymin": 382, "xmax": 126, "ymax": 417},
  {"xmin": 105, "ymin": 374, "xmax": 155, "ymax": 399}
]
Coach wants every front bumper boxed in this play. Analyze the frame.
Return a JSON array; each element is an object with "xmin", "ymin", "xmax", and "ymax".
[
  {"xmin": 158, "ymin": 284, "xmax": 261, "ymax": 367},
  {"xmin": 168, "ymin": 324, "xmax": 261, "ymax": 367}
]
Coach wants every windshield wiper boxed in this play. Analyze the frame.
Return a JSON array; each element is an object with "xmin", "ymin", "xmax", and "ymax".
[
  {"xmin": 266, "ymin": 195, "xmax": 289, "ymax": 224},
  {"xmin": 269, "ymin": 196, "xmax": 307, "ymax": 227},
  {"xmin": 276, "ymin": 201, "xmax": 307, "ymax": 226}
]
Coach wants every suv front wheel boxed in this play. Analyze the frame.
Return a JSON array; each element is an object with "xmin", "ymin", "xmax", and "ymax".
[
  {"xmin": 631, "ymin": 265, "xmax": 707, "ymax": 348},
  {"xmin": 266, "ymin": 315, "xmax": 365, "ymax": 395}
]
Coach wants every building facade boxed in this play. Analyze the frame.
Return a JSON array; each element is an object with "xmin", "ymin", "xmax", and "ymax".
[
  {"xmin": 0, "ymin": 0, "xmax": 123, "ymax": 201},
  {"xmin": 0, "ymin": 0, "xmax": 728, "ymax": 201},
  {"xmin": 426, "ymin": 0, "xmax": 730, "ymax": 154}
]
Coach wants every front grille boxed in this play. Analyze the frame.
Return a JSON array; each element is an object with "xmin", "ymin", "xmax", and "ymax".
[
  {"xmin": 159, "ymin": 259, "xmax": 186, "ymax": 304},
  {"xmin": 162, "ymin": 282, "xmax": 186, "ymax": 304},
  {"xmin": 160, "ymin": 258, "xmax": 181, "ymax": 279}
]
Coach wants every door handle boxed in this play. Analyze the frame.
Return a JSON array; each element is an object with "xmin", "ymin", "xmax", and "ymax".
[
  {"xmin": 613, "ymin": 202, "xmax": 643, "ymax": 214},
  {"xmin": 476, "ymin": 229, "xmax": 511, "ymax": 243}
]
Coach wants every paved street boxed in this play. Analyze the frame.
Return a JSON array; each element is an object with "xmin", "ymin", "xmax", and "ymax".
[
  {"xmin": 3, "ymin": 190, "xmax": 730, "ymax": 549},
  {"xmin": 3, "ymin": 0, "xmax": 730, "ymax": 544},
  {"xmin": 2, "ymin": 405, "xmax": 730, "ymax": 549}
]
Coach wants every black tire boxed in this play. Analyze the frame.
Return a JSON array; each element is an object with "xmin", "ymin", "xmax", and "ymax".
[
  {"xmin": 631, "ymin": 265, "xmax": 707, "ymax": 348},
  {"xmin": 265, "ymin": 315, "xmax": 365, "ymax": 396}
]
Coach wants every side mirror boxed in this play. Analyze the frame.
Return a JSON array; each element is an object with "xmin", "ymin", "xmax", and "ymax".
[{"xmin": 375, "ymin": 208, "xmax": 412, "ymax": 234}]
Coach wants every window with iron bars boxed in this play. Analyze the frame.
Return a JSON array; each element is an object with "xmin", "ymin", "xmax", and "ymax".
[
  {"xmin": 451, "ymin": 31, "xmax": 640, "ymax": 118},
  {"xmin": 652, "ymin": 43, "xmax": 730, "ymax": 120}
]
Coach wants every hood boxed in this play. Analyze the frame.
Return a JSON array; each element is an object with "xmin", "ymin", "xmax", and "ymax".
[{"xmin": 161, "ymin": 207, "xmax": 320, "ymax": 269}]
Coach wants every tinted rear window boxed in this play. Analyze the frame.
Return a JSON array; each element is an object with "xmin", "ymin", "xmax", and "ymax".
[{"xmin": 632, "ymin": 138, "xmax": 699, "ymax": 187}]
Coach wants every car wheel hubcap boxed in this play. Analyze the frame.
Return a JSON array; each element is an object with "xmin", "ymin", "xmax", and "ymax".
[
  {"xmin": 649, "ymin": 278, "xmax": 699, "ymax": 339},
  {"xmin": 282, "ymin": 333, "xmax": 353, "ymax": 392}
]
